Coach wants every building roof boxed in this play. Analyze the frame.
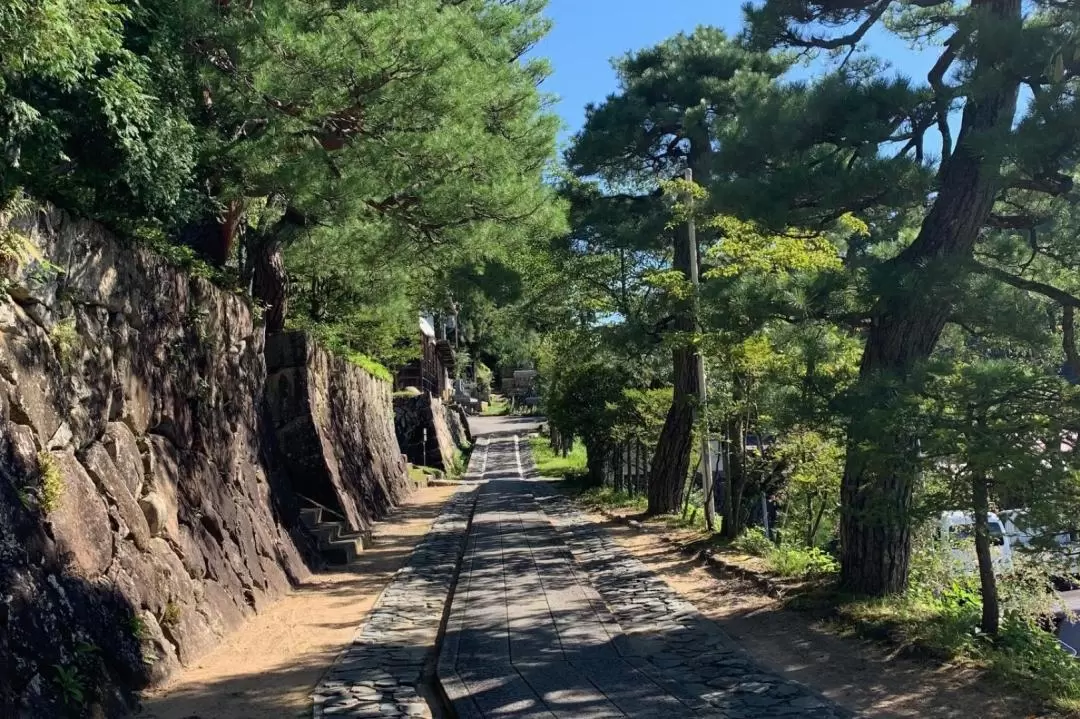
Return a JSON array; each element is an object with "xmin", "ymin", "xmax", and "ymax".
[{"xmin": 419, "ymin": 315, "xmax": 435, "ymax": 338}]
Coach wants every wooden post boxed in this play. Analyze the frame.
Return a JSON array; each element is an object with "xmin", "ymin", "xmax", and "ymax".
[{"xmin": 684, "ymin": 168, "xmax": 716, "ymax": 531}]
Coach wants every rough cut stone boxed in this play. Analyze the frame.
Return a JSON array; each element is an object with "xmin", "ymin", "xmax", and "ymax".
[
  {"xmin": 393, "ymin": 392, "xmax": 467, "ymax": 472},
  {"xmin": 80, "ymin": 442, "xmax": 151, "ymax": 550},
  {"xmin": 48, "ymin": 449, "xmax": 114, "ymax": 578},
  {"xmin": 266, "ymin": 331, "xmax": 411, "ymax": 532},
  {"xmin": 102, "ymin": 421, "xmax": 144, "ymax": 498},
  {"xmin": 0, "ymin": 205, "xmax": 316, "ymax": 717}
]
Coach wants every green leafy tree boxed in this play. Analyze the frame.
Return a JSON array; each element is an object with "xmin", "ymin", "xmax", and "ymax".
[
  {"xmin": 746, "ymin": 0, "xmax": 1080, "ymax": 595},
  {"xmin": 921, "ymin": 359, "xmax": 1080, "ymax": 634},
  {"xmin": 567, "ymin": 28, "xmax": 788, "ymax": 515},
  {"xmin": 0, "ymin": 0, "xmax": 201, "ymax": 225}
]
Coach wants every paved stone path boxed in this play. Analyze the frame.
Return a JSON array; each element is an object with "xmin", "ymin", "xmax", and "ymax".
[
  {"xmin": 437, "ymin": 435, "xmax": 850, "ymax": 719},
  {"xmin": 311, "ymin": 488, "xmax": 477, "ymax": 718}
]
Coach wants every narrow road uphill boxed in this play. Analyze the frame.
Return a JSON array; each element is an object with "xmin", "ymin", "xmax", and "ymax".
[{"xmin": 437, "ymin": 434, "xmax": 847, "ymax": 719}]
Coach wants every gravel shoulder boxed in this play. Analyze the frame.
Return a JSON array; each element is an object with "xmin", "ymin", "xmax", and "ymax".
[
  {"xmin": 595, "ymin": 515, "xmax": 1040, "ymax": 719},
  {"xmin": 136, "ymin": 484, "xmax": 459, "ymax": 719}
]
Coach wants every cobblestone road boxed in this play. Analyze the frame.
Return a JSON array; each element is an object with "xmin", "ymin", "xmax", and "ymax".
[
  {"xmin": 437, "ymin": 435, "xmax": 850, "ymax": 719},
  {"xmin": 311, "ymin": 489, "xmax": 477, "ymax": 718}
]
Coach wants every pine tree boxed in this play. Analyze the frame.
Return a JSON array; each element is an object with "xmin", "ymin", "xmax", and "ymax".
[
  {"xmin": 745, "ymin": 0, "xmax": 1080, "ymax": 595},
  {"xmin": 567, "ymin": 28, "xmax": 787, "ymax": 515}
]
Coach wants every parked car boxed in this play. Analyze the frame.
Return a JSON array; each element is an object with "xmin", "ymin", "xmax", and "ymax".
[
  {"xmin": 937, "ymin": 510, "xmax": 1013, "ymax": 571},
  {"xmin": 999, "ymin": 508, "xmax": 1080, "ymax": 589}
]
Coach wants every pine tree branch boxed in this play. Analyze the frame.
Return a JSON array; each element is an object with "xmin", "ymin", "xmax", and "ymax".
[
  {"xmin": 1004, "ymin": 173, "xmax": 1075, "ymax": 197},
  {"xmin": 928, "ymin": 31, "xmax": 964, "ymax": 167},
  {"xmin": 972, "ymin": 261, "xmax": 1080, "ymax": 308},
  {"xmin": 779, "ymin": 1, "xmax": 891, "ymax": 50},
  {"xmin": 987, "ymin": 213, "xmax": 1045, "ymax": 230}
]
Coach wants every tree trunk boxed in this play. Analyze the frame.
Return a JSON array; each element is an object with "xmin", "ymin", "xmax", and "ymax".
[
  {"xmin": 252, "ymin": 237, "xmax": 288, "ymax": 333},
  {"xmin": 646, "ymin": 212, "xmax": 699, "ymax": 514},
  {"xmin": 646, "ymin": 295, "xmax": 698, "ymax": 514},
  {"xmin": 809, "ymin": 496, "xmax": 828, "ymax": 548},
  {"xmin": 972, "ymin": 470, "xmax": 1000, "ymax": 635},
  {"xmin": 839, "ymin": 0, "xmax": 1021, "ymax": 596},
  {"xmin": 585, "ymin": 440, "xmax": 607, "ymax": 488},
  {"xmin": 1064, "ymin": 304, "xmax": 1079, "ymax": 379},
  {"xmin": 646, "ymin": 134, "xmax": 711, "ymax": 516}
]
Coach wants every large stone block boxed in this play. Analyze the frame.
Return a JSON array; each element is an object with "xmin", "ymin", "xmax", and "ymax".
[
  {"xmin": 80, "ymin": 442, "xmax": 151, "ymax": 550},
  {"xmin": 266, "ymin": 332, "xmax": 410, "ymax": 532},
  {"xmin": 144, "ymin": 436, "xmax": 182, "ymax": 544},
  {"xmin": 102, "ymin": 421, "xmax": 144, "ymax": 498},
  {"xmin": 48, "ymin": 450, "xmax": 114, "ymax": 578}
]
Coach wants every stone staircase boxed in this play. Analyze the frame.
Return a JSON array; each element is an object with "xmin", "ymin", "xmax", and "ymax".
[{"xmin": 299, "ymin": 505, "xmax": 372, "ymax": 565}]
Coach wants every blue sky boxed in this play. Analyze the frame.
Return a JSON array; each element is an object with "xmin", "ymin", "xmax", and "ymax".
[{"xmin": 532, "ymin": 0, "xmax": 942, "ymax": 149}]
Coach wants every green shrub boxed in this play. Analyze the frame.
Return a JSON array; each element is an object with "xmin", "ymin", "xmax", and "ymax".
[
  {"xmin": 52, "ymin": 664, "xmax": 85, "ymax": 706},
  {"xmin": 767, "ymin": 545, "xmax": 840, "ymax": 578},
  {"xmin": 991, "ymin": 615, "xmax": 1080, "ymax": 709},
  {"xmin": 731, "ymin": 527, "xmax": 774, "ymax": 557},
  {"xmin": 731, "ymin": 528, "xmax": 838, "ymax": 578}
]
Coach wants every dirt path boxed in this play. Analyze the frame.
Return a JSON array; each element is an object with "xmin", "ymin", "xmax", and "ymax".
[
  {"xmin": 137, "ymin": 485, "xmax": 458, "ymax": 719},
  {"xmin": 597, "ymin": 516, "xmax": 1041, "ymax": 719}
]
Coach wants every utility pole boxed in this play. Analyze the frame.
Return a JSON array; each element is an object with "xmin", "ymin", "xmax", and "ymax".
[{"xmin": 684, "ymin": 168, "xmax": 716, "ymax": 532}]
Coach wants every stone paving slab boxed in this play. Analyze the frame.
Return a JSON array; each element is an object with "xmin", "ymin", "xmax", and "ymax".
[
  {"xmin": 311, "ymin": 486, "xmax": 478, "ymax": 718},
  {"xmin": 438, "ymin": 435, "xmax": 851, "ymax": 719}
]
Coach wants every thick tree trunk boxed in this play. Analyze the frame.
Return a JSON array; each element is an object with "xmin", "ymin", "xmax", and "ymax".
[
  {"xmin": 972, "ymin": 470, "xmax": 1000, "ymax": 635},
  {"xmin": 252, "ymin": 237, "xmax": 288, "ymax": 333},
  {"xmin": 646, "ymin": 224, "xmax": 699, "ymax": 515},
  {"xmin": 839, "ymin": 0, "xmax": 1021, "ymax": 596}
]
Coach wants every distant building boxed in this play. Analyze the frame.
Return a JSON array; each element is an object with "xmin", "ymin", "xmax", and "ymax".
[{"xmin": 394, "ymin": 314, "xmax": 455, "ymax": 402}]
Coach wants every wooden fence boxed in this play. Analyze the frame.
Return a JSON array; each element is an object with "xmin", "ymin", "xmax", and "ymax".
[{"xmin": 599, "ymin": 439, "xmax": 652, "ymax": 495}]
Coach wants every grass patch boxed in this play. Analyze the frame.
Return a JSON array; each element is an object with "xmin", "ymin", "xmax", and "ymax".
[
  {"xmin": 482, "ymin": 395, "xmax": 510, "ymax": 416},
  {"xmin": 345, "ymin": 352, "xmax": 392, "ymax": 382},
  {"xmin": 408, "ymin": 465, "xmax": 434, "ymax": 484},
  {"xmin": 447, "ymin": 446, "xmax": 472, "ymax": 480},
  {"xmin": 528, "ymin": 437, "xmax": 587, "ymax": 480},
  {"xmin": 37, "ymin": 450, "xmax": 63, "ymax": 513},
  {"xmin": 49, "ymin": 318, "xmax": 80, "ymax": 371},
  {"xmin": 160, "ymin": 601, "xmax": 181, "ymax": 631},
  {"xmin": 573, "ymin": 484, "xmax": 648, "ymax": 514}
]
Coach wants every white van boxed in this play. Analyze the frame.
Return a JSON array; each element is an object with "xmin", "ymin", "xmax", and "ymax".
[
  {"xmin": 999, "ymin": 509, "xmax": 1076, "ymax": 550},
  {"xmin": 938, "ymin": 510, "xmax": 1013, "ymax": 571}
]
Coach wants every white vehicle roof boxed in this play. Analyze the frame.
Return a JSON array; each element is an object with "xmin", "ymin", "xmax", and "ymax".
[{"xmin": 940, "ymin": 510, "xmax": 1004, "ymax": 526}]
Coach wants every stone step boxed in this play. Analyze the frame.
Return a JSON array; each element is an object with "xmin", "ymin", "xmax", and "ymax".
[
  {"xmin": 313, "ymin": 521, "xmax": 346, "ymax": 544},
  {"xmin": 321, "ymin": 535, "xmax": 365, "ymax": 565},
  {"xmin": 299, "ymin": 507, "xmax": 323, "ymax": 529}
]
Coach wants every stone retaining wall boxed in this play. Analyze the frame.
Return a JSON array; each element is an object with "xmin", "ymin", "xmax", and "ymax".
[
  {"xmin": 0, "ymin": 207, "xmax": 414, "ymax": 717},
  {"xmin": 393, "ymin": 393, "xmax": 468, "ymax": 472},
  {"xmin": 266, "ymin": 332, "xmax": 410, "ymax": 532}
]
